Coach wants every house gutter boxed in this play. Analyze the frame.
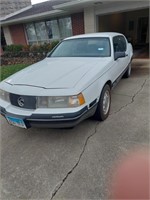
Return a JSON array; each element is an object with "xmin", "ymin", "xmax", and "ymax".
[{"xmin": 53, "ymin": 0, "xmax": 100, "ymax": 10}]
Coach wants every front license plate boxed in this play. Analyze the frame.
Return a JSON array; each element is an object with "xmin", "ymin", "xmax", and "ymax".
[{"xmin": 6, "ymin": 116, "xmax": 27, "ymax": 129}]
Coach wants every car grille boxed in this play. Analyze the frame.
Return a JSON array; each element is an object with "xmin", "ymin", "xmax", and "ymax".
[{"xmin": 9, "ymin": 93, "xmax": 36, "ymax": 109}]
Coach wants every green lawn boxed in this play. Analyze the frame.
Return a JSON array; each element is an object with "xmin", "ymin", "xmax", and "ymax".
[{"xmin": 0, "ymin": 64, "xmax": 29, "ymax": 81}]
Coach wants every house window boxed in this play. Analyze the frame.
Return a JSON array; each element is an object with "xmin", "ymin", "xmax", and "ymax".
[
  {"xmin": 59, "ymin": 17, "xmax": 72, "ymax": 38},
  {"xmin": 25, "ymin": 17, "xmax": 72, "ymax": 44},
  {"xmin": 25, "ymin": 23, "xmax": 37, "ymax": 44},
  {"xmin": 46, "ymin": 20, "xmax": 60, "ymax": 40},
  {"xmin": 35, "ymin": 22, "xmax": 48, "ymax": 41}
]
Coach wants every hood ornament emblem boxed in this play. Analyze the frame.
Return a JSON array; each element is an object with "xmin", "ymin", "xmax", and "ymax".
[{"xmin": 17, "ymin": 97, "xmax": 24, "ymax": 107}]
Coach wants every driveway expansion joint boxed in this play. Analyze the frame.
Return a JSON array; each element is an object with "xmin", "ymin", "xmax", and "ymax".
[
  {"xmin": 50, "ymin": 122, "xmax": 100, "ymax": 200},
  {"xmin": 110, "ymin": 77, "xmax": 149, "ymax": 115}
]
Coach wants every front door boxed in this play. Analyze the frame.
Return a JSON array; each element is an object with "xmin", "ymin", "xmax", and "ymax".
[{"xmin": 112, "ymin": 35, "xmax": 129, "ymax": 80}]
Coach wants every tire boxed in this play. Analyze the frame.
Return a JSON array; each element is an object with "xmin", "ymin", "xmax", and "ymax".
[
  {"xmin": 94, "ymin": 84, "xmax": 111, "ymax": 121},
  {"xmin": 123, "ymin": 62, "xmax": 131, "ymax": 78}
]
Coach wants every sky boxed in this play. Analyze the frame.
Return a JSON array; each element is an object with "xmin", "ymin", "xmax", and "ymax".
[{"xmin": 31, "ymin": 0, "xmax": 49, "ymax": 5}]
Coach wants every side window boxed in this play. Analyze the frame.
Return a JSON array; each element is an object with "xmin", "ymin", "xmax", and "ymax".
[
  {"xmin": 113, "ymin": 36, "xmax": 119, "ymax": 52},
  {"xmin": 113, "ymin": 36, "xmax": 127, "ymax": 52},
  {"xmin": 118, "ymin": 36, "xmax": 127, "ymax": 52}
]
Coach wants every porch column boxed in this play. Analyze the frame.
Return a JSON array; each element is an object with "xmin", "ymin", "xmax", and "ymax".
[
  {"xmin": 84, "ymin": 6, "xmax": 97, "ymax": 33},
  {"xmin": 3, "ymin": 26, "xmax": 13, "ymax": 45}
]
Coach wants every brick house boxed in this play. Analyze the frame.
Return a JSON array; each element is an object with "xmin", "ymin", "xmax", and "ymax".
[{"xmin": 1, "ymin": 0, "xmax": 149, "ymax": 48}]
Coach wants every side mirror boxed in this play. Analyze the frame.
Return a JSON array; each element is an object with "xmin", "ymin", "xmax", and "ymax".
[{"xmin": 114, "ymin": 52, "xmax": 126, "ymax": 60}]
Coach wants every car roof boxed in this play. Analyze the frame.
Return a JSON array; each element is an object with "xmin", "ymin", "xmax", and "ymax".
[{"xmin": 64, "ymin": 32, "xmax": 124, "ymax": 40}]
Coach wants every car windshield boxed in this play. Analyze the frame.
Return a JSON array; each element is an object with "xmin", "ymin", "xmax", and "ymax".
[{"xmin": 49, "ymin": 37, "xmax": 111, "ymax": 57}]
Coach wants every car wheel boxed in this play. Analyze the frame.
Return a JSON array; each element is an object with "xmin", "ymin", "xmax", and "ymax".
[
  {"xmin": 94, "ymin": 84, "xmax": 111, "ymax": 121},
  {"xmin": 123, "ymin": 62, "xmax": 131, "ymax": 78}
]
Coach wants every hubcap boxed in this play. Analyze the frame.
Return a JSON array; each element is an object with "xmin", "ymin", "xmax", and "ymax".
[{"xmin": 103, "ymin": 90, "xmax": 110, "ymax": 115}]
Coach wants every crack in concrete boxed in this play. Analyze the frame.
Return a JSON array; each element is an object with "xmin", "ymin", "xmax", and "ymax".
[
  {"xmin": 50, "ymin": 121, "xmax": 100, "ymax": 200},
  {"xmin": 50, "ymin": 76, "xmax": 149, "ymax": 199},
  {"xmin": 110, "ymin": 77, "xmax": 149, "ymax": 115}
]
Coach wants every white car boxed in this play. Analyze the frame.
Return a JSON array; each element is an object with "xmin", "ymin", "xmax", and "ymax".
[{"xmin": 0, "ymin": 32, "xmax": 133, "ymax": 129}]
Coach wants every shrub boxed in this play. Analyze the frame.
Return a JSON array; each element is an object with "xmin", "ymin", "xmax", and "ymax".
[
  {"xmin": 51, "ymin": 40, "xmax": 59, "ymax": 49},
  {"xmin": 4, "ymin": 44, "xmax": 23, "ymax": 53},
  {"xmin": 29, "ymin": 44, "xmax": 40, "ymax": 52},
  {"xmin": 2, "ymin": 41, "xmax": 60, "ymax": 61},
  {"xmin": 22, "ymin": 45, "xmax": 30, "ymax": 52},
  {"xmin": 28, "ymin": 41, "xmax": 59, "ymax": 53}
]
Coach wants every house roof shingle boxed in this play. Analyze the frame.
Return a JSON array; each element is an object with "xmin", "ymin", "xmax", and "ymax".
[{"xmin": 2, "ymin": 0, "xmax": 72, "ymax": 22}]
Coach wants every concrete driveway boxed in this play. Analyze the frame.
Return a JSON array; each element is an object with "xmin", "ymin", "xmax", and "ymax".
[{"xmin": 1, "ymin": 59, "xmax": 149, "ymax": 199}]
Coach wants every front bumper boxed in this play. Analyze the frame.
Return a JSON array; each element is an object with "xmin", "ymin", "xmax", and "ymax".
[{"xmin": 0, "ymin": 104, "xmax": 97, "ymax": 128}]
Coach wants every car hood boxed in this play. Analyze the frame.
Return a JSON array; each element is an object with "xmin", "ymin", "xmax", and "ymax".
[{"xmin": 5, "ymin": 57, "xmax": 110, "ymax": 89}]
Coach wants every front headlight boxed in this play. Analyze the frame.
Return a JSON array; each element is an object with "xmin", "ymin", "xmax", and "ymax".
[
  {"xmin": 0, "ymin": 89, "xmax": 10, "ymax": 102},
  {"xmin": 37, "ymin": 93, "xmax": 85, "ymax": 108}
]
